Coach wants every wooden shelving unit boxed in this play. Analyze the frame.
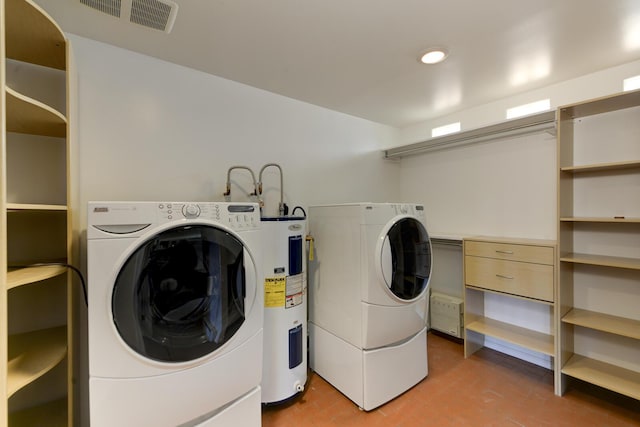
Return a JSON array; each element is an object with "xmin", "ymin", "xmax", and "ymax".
[
  {"xmin": 463, "ymin": 237, "xmax": 559, "ymax": 392},
  {"xmin": 1, "ymin": 0, "xmax": 73, "ymax": 425},
  {"xmin": 557, "ymin": 89, "xmax": 640, "ymax": 401}
]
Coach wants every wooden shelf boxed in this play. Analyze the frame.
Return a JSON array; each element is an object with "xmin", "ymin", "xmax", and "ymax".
[
  {"xmin": 562, "ymin": 354, "xmax": 640, "ymax": 400},
  {"xmin": 466, "ymin": 285, "xmax": 554, "ymax": 306},
  {"xmin": 6, "ymin": 86, "xmax": 67, "ymax": 137},
  {"xmin": 7, "ymin": 265, "xmax": 67, "ymax": 290},
  {"xmin": 562, "ymin": 308, "xmax": 640, "ymax": 340},
  {"xmin": 560, "ymin": 253, "xmax": 640, "ymax": 270},
  {"xmin": 7, "ymin": 326, "xmax": 67, "ymax": 398},
  {"xmin": 465, "ymin": 317, "xmax": 554, "ymax": 356},
  {"xmin": 6, "ymin": 203, "xmax": 68, "ymax": 212},
  {"xmin": 560, "ymin": 217, "xmax": 640, "ymax": 223},
  {"xmin": 560, "ymin": 89, "xmax": 640, "ymax": 118},
  {"xmin": 5, "ymin": 0, "xmax": 66, "ymax": 70},
  {"xmin": 560, "ymin": 160, "xmax": 640, "ymax": 173},
  {"xmin": 9, "ymin": 397, "xmax": 67, "ymax": 426}
]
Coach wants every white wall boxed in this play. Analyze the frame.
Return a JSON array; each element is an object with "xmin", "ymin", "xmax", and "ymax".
[
  {"xmin": 70, "ymin": 35, "xmax": 400, "ymax": 221},
  {"xmin": 399, "ymin": 131, "xmax": 557, "ymax": 239}
]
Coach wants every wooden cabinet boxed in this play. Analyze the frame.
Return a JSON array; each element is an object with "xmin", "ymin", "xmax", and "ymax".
[
  {"xmin": 557, "ymin": 90, "xmax": 640, "ymax": 401},
  {"xmin": 463, "ymin": 237, "xmax": 559, "ymax": 392},
  {"xmin": 1, "ymin": 0, "xmax": 73, "ymax": 425}
]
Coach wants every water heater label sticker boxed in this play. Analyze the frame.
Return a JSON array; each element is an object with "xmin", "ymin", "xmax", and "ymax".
[
  {"xmin": 286, "ymin": 274, "xmax": 303, "ymax": 296},
  {"xmin": 264, "ymin": 277, "xmax": 286, "ymax": 308},
  {"xmin": 286, "ymin": 292, "xmax": 303, "ymax": 308}
]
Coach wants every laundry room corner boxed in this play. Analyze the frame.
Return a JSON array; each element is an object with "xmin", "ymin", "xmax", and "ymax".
[{"xmin": 66, "ymin": 33, "xmax": 403, "ymax": 427}]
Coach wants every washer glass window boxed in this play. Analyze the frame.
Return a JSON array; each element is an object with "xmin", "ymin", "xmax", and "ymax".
[
  {"xmin": 112, "ymin": 224, "xmax": 247, "ymax": 362},
  {"xmin": 386, "ymin": 218, "xmax": 432, "ymax": 300}
]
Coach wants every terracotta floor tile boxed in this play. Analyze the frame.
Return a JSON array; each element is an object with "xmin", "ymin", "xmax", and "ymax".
[{"xmin": 262, "ymin": 332, "xmax": 640, "ymax": 427}]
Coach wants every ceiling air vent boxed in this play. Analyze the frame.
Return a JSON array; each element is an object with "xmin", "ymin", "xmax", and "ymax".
[
  {"xmin": 130, "ymin": 0, "xmax": 178, "ymax": 33},
  {"xmin": 80, "ymin": 0, "xmax": 122, "ymax": 18},
  {"xmin": 79, "ymin": 0, "xmax": 178, "ymax": 33}
]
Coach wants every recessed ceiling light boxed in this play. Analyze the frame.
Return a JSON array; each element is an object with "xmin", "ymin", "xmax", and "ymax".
[{"xmin": 420, "ymin": 48, "xmax": 448, "ymax": 64}]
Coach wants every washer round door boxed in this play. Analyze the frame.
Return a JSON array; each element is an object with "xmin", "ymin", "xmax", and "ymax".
[
  {"xmin": 111, "ymin": 223, "xmax": 254, "ymax": 363},
  {"xmin": 379, "ymin": 216, "xmax": 432, "ymax": 301}
]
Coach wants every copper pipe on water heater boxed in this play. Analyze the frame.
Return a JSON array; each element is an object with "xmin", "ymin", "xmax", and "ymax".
[
  {"xmin": 258, "ymin": 163, "xmax": 285, "ymax": 216},
  {"xmin": 223, "ymin": 165, "xmax": 258, "ymax": 202}
]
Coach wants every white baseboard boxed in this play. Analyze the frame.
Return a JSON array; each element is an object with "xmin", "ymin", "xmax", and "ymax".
[{"xmin": 484, "ymin": 336, "xmax": 553, "ymax": 370}]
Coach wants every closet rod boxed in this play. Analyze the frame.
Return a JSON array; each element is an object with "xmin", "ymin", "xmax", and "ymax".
[{"xmin": 384, "ymin": 110, "xmax": 556, "ymax": 159}]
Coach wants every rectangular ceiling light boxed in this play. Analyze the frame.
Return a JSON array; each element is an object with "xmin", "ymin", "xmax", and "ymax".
[
  {"xmin": 431, "ymin": 122, "xmax": 461, "ymax": 138},
  {"xmin": 623, "ymin": 75, "xmax": 640, "ymax": 91},
  {"xmin": 506, "ymin": 99, "xmax": 550, "ymax": 119}
]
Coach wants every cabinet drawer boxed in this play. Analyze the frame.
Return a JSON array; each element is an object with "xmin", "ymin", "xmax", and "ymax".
[
  {"xmin": 465, "ymin": 256, "xmax": 554, "ymax": 302},
  {"xmin": 465, "ymin": 240, "xmax": 554, "ymax": 265}
]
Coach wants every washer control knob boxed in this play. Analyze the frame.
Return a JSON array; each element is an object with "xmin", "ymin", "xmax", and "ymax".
[{"xmin": 183, "ymin": 204, "xmax": 201, "ymax": 218}]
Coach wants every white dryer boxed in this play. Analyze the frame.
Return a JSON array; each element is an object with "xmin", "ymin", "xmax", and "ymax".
[
  {"xmin": 308, "ymin": 203, "xmax": 432, "ymax": 411},
  {"xmin": 87, "ymin": 201, "xmax": 263, "ymax": 427}
]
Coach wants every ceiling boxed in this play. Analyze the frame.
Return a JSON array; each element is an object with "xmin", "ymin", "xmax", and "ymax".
[{"xmin": 34, "ymin": 0, "xmax": 640, "ymax": 128}]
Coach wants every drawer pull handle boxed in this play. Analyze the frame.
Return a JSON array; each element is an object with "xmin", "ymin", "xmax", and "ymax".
[
  {"xmin": 496, "ymin": 250, "xmax": 514, "ymax": 255},
  {"xmin": 496, "ymin": 274, "xmax": 514, "ymax": 280}
]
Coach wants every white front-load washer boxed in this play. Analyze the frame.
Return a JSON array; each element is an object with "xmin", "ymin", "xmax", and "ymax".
[
  {"xmin": 308, "ymin": 203, "xmax": 432, "ymax": 411},
  {"xmin": 87, "ymin": 201, "xmax": 263, "ymax": 427}
]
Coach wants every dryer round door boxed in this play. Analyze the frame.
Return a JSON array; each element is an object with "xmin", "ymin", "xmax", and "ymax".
[
  {"xmin": 111, "ymin": 223, "xmax": 255, "ymax": 363},
  {"xmin": 378, "ymin": 216, "xmax": 432, "ymax": 302}
]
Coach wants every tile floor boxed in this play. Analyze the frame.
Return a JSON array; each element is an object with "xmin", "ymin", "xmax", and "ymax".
[{"xmin": 262, "ymin": 331, "xmax": 640, "ymax": 426}]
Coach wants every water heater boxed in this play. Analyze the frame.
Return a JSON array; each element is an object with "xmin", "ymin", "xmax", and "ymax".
[{"xmin": 261, "ymin": 216, "xmax": 307, "ymax": 404}]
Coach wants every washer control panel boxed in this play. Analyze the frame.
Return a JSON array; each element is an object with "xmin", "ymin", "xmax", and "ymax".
[
  {"xmin": 156, "ymin": 202, "xmax": 260, "ymax": 230},
  {"xmin": 391, "ymin": 203, "xmax": 425, "ymax": 218}
]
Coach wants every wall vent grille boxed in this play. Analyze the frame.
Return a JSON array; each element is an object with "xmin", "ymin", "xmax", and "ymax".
[
  {"xmin": 80, "ymin": 0, "xmax": 122, "ymax": 18},
  {"xmin": 131, "ymin": 0, "xmax": 175, "ymax": 32},
  {"xmin": 79, "ymin": 0, "xmax": 178, "ymax": 33}
]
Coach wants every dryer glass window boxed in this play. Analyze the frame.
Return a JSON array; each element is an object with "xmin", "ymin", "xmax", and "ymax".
[
  {"xmin": 112, "ymin": 225, "xmax": 247, "ymax": 362},
  {"xmin": 386, "ymin": 218, "xmax": 432, "ymax": 300}
]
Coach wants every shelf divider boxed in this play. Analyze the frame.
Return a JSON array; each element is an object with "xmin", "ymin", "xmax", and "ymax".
[
  {"xmin": 465, "ymin": 317, "xmax": 554, "ymax": 356},
  {"xmin": 560, "ymin": 217, "xmax": 640, "ymax": 223},
  {"xmin": 562, "ymin": 354, "xmax": 640, "ymax": 401},
  {"xmin": 6, "ymin": 203, "xmax": 68, "ymax": 211},
  {"xmin": 7, "ymin": 265, "xmax": 68, "ymax": 290},
  {"xmin": 560, "ymin": 159, "xmax": 640, "ymax": 173},
  {"xmin": 562, "ymin": 308, "xmax": 640, "ymax": 340},
  {"xmin": 7, "ymin": 326, "xmax": 68, "ymax": 398},
  {"xmin": 560, "ymin": 253, "xmax": 640, "ymax": 270},
  {"xmin": 5, "ymin": 0, "xmax": 66, "ymax": 69},
  {"xmin": 5, "ymin": 86, "xmax": 67, "ymax": 137}
]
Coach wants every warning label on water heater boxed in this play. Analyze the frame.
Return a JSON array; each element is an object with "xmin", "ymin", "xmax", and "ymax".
[
  {"xmin": 265, "ymin": 275, "xmax": 304, "ymax": 308},
  {"xmin": 264, "ymin": 277, "xmax": 286, "ymax": 308},
  {"xmin": 285, "ymin": 275, "xmax": 304, "ymax": 308},
  {"xmin": 286, "ymin": 292, "xmax": 303, "ymax": 308}
]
